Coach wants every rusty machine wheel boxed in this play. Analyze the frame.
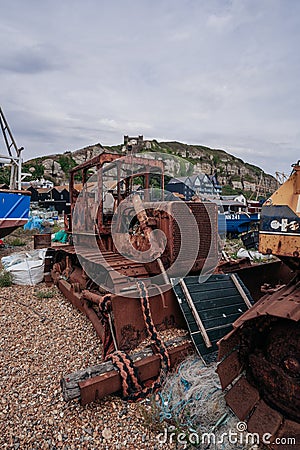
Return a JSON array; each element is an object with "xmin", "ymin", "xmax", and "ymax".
[
  {"xmin": 217, "ymin": 276, "xmax": 300, "ymax": 447},
  {"xmin": 217, "ymin": 161, "xmax": 300, "ymax": 447}
]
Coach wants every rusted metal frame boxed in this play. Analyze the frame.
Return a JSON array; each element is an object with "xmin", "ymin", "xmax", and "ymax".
[
  {"xmin": 130, "ymin": 196, "xmax": 171, "ymax": 280},
  {"xmin": 225, "ymin": 376, "xmax": 260, "ymax": 421},
  {"xmin": 61, "ymin": 336, "xmax": 192, "ymax": 402},
  {"xmin": 90, "ymin": 170, "xmax": 111, "ymax": 233},
  {"xmin": 81, "ymin": 300, "xmax": 105, "ymax": 341},
  {"xmin": 97, "ymin": 164, "xmax": 103, "ymax": 230},
  {"xmin": 82, "ymin": 167, "xmax": 88, "ymax": 186},
  {"xmin": 55, "ymin": 274, "xmax": 186, "ymax": 353},
  {"xmin": 94, "ymin": 163, "xmax": 103, "ymax": 233},
  {"xmin": 233, "ymin": 259, "xmax": 293, "ymax": 302},
  {"xmin": 111, "ymin": 155, "xmax": 164, "ymax": 172},
  {"xmin": 216, "ymin": 350, "xmax": 243, "ymax": 390},
  {"xmin": 70, "ymin": 153, "xmax": 120, "ymax": 229},
  {"xmin": 247, "ymin": 400, "xmax": 283, "ymax": 441},
  {"xmin": 125, "ymin": 177, "xmax": 130, "ymax": 197},
  {"xmin": 96, "ymin": 164, "xmax": 101, "ymax": 203},
  {"xmin": 79, "ymin": 355, "xmax": 160, "ymax": 405},
  {"xmin": 57, "ymin": 278, "xmax": 105, "ymax": 341},
  {"xmin": 56, "ymin": 278, "xmax": 84, "ymax": 312},
  {"xmin": 111, "ymin": 285, "xmax": 187, "ymax": 351},
  {"xmin": 179, "ymin": 278, "xmax": 212, "ymax": 348},
  {"xmin": 249, "ymin": 350, "xmax": 300, "ymax": 421},
  {"xmin": 99, "ymin": 164, "xmax": 155, "ymax": 233},
  {"xmin": 70, "ymin": 153, "xmax": 165, "ymax": 236},
  {"xmin": 144, "ymin": 171, "xmax": 150, "ymax": 202},
  {"xmin": 112, "ymin": 155, "xmax": 165, "ymax": 203},
  {"xmin": 217, "ymin": 280, "xmax": 300, "ymax": 445},
  {"xmin": 81, "ymin": 290, "xmax": 118, "ymax": 351},
  {"xmin": 69, "ymin": 153, "xmax": 120, "ymax": 175},
  {"xmin": 117, "ymin": 160, "xmax": 121, "ymax": 204},
  {"xmin": 79, "ymin": 341, "xmax": 193, "ymax": 405},
  {"xmin": 81, "ymin": 290, "xmax": 102, "ymax": 305}
]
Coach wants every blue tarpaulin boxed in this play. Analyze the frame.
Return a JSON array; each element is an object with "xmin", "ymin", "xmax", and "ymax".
[{"xmin": 23, "ymin": 217, "xmax": 43, "ymax": 231}]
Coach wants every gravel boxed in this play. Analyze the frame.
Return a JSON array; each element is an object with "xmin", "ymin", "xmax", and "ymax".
[{"xmin": 0, "ymin": 282, "xmax": 176, "ymax": 449}]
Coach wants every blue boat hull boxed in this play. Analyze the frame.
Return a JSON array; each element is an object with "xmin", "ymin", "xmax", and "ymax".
[
  {"xmin": 0, "ymin": 190, "xmax": 31, "ymax": 238},
  {"xmin": 218, "ymin": 212, "xmax": 260, "ymax": 236}
]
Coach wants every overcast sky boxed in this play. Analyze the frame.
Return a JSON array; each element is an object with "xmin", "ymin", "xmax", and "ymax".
[{"xmin": 0, "ymin": 0, "xmax": 299, "ymax": 176}]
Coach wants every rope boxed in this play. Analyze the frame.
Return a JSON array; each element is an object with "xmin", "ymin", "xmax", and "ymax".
[
  {"xmin": 152, "ymin": 355, "xmax": 261, "ymax": 450},
  {"xmin": 108, "ymin": 351, "xmax": 142, "ymax": 399},
  {"xmin": 98, "ymin": 294, "xmax": 115, "ymax": 358},
  {"xmin": 136, "ymin": 280, "xmax": 171, "ymax": 372},
  {"xmin": 105, "ymin": 280, "xmax": 171, "ymax": 401}
]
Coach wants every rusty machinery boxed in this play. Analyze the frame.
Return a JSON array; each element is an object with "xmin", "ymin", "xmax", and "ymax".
[
  {"xmin": 46, "ymin": 145, "xmax": 220, "ymax": 399},
  {"xmin": 49, "ymin": 149, "xmax": 218, "ymax": 295},
  {"xmin": 217, "ymin": 162, "xmax": 300, "ymax": 447},
  {"xmin": 46, "ymin": 140, "xmax": 300, "ymax": 445}
]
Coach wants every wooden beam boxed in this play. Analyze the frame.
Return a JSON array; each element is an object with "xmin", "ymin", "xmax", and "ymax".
[{"xmin": 61, "ymin": 336, "xmax": 193, "ymax": 405}]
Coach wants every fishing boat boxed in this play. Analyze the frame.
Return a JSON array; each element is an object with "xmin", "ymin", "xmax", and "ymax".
[
  {"xmin": 222, "ymin": 211, "xmax": 260, "ymax": 235},
  {"xmin": 0, "ymin": 107, "xmax": 30, "ymax": 238},
  {"xmin": 216, "ymin": 195, "xmax": 260, "ymax": 237}
]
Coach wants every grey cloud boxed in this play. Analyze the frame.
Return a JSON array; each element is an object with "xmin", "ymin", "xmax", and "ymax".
[
  {"xmin": 0, "ymin": 0, "xmax": 299, "ymax": 176},
  {"xmin": 0, "ymin": 45, "xmax": 66, "ymax": 74}
]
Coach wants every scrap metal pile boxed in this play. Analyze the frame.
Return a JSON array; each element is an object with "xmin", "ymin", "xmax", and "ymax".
[
  {"xmin": 44, "ymin": 142, "xmax": 299, "ymax": 448},
  {"xmin": 217, "ymin": 162, "xmax": 300, "ymax": 447}
]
